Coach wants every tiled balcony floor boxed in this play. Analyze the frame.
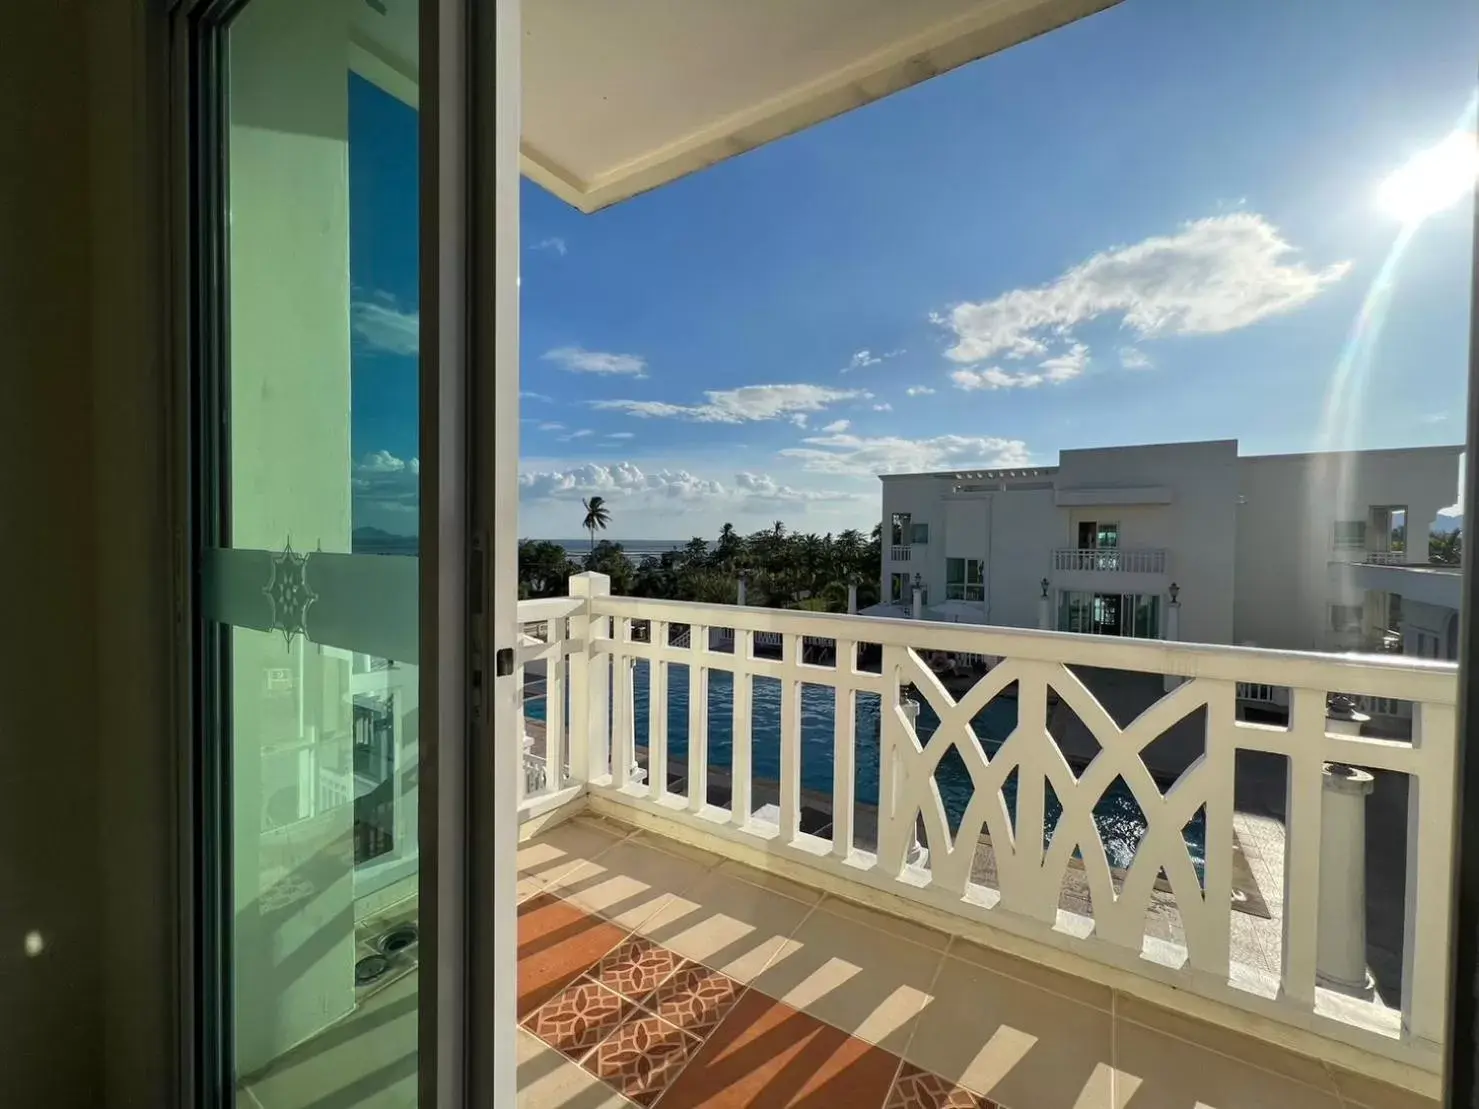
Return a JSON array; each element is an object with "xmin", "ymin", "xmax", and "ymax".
[{"xmin": 518, "ymin": 813, "xmax": 1437, "ymax": 1109}]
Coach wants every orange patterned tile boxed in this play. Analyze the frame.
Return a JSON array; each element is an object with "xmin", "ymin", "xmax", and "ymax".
[
  {"xmin": 586, "ymin": 1011, "xmax": 701, "ymax": 1106},
  {"xmin": 656, "ymin": 988, "xmax": 901, "ymax": 1107},
  {"xmin": 589, "ymin": 936, "xmax": 683, "ymax": 1000},
  {"xmin": 639, "ymin": 960, "xmax": 742, "ymax": 1040},
  {"xmin": 517, "ymin": 892, "xmax": 628, "ymax": 1018},
  {"xmin": 886, "ymin": 1063, "xmax": 1000, "ymax": 1108},
  {"xmin": 523, "ymin": 977, "xmax": 634, "ymax": 1060}
]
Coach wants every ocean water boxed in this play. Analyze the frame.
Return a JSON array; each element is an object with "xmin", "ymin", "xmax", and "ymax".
[
  {"xmin": 526, "ymin": 662, "xmax": 1206, "ymax": 875},
  {"xmin": 543, "ymin": 538, "xmax": 697, "ymax": 564}
]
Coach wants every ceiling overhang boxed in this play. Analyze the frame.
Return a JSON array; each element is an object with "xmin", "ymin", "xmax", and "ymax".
[{"xmin": 353, "ymin": 0, "xmax": 1119, "ymax": 212}]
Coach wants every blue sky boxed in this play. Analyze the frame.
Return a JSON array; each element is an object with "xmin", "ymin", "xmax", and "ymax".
[{"xmin": 350, "ymin": 0, "xmax": 1475, "ymax": 539}]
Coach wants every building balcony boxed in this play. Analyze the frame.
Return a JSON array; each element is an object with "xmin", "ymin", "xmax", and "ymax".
[
  {"xmin": 889, "ymin": 544, "xmax": 913, "ymax": 561},
  {"xmin": 505, "ymin": 573, "xmax": 1453, "ymax": 1108},
  {"xmin": 1364, "ymin": 551, "xmax": 1408, "ymax": 566},
  {"xmin": 1052, "ymin": 547, "xmax": 1168, "ymax": 574}
]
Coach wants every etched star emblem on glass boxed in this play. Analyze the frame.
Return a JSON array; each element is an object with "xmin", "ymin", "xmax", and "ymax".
[{"xmin": 261, "ymin": 539, "xmax": 318, "ymax": 648}]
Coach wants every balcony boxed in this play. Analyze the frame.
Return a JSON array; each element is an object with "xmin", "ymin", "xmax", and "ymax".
[
  {"xmin": 508, "ymin": 572, "xmax": 1453, "ymax": 1108},
  {"xmin": 1364, "ymin": 551, "xmax": 1408, "ymax": 566},
  {"xmin": 1052, "ymin": 547, "xmax": 1168, "ymax": 574},
  {"xmin": 889, "ymin": 544, "xmax": 912, "ymax": 561}
]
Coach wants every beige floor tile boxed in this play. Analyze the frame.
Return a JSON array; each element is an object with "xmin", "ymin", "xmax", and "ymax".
[
  {"xmin": 516, "ymin": 1027, "xmax": 637, "ymax": 1109},
  {"xmin": 1115, "ymin": 994, "xmax": 1340, "ymax": 1095},
  {"xmin": 904, "ymin": 954, "xmax": 1114, "ymax": 1109},
  {"xmin": 637, "ymin": 867, "xmax": 814, "ymax": 983},
  {"xmin": 1327, "ymin": 1066, "xmax": 1440, "ymax": 1109},
  {"xmin": 818, "ymin": 893, "xmax": 950, "ymax": 950},
  {"xmin": 715, "ymin": 858, "xmax": 826, "ymax": 905},
  {"xmin": 950, "ymin": 936, "xmax": 1113, "ymax": 1010},
  {"xmin": 1115, "ymin": 1020, "xmax": 1341, "ymax": 1109},
  {"xmin": 559, "ymin": 838, "xmax": 712, "ymax": 931},
  {"xmin": 750, "ymin": 899, "xmax": 943, "ymax": 1053},
  {"xmin": 246, "ymin": 974, "xmax": 419, "ymax": 1109},
  {"xmin": 519, "ymin": 819, "xmax": 627, "ymax": 890},
  {"xmin": 630, "ymin": 830, "xmax": 724, "ymax": 869}
]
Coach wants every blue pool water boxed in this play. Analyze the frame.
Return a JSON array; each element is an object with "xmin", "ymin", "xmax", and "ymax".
[{"xmin": 526, "ymin": 663, "xmax": 1205, "ymax": 874}]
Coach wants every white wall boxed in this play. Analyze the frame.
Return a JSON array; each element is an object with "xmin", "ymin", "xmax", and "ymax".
[
  {"xmin": 1235, "ymin": 447, "xmax": 1462, "ymax": 651},
  {"xmin": 986, "ymin": 487, "xmax": 1058, "ymax": 627},
  {"xmin": 1056, "ymin": 440, "xmax": 1238, "ymax": 644},
  {"xmin": 1402, "ymin": 599, "xmax": 1460, "ymax": 661}
]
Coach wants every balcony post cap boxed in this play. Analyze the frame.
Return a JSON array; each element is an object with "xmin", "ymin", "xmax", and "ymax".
[{"xmin": 569, "ymin": 570, "xmax": 612, "ymax": 596}]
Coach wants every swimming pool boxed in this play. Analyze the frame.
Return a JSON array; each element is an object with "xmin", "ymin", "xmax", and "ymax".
[{"xmin": 526, "ymin": 661, "xmax": 1205, "ymax": 873}]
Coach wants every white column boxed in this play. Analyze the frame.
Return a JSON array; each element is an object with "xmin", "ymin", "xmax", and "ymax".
[
  {"xmin": 1037, "ymin": 591, "xmax": 1051, "ymax": 630},
  {"xmin": 228, "ymin": 0, "xmax": 356, "ymax": 1074},
  {"xmin": 912, "ymin": 586, "xmax": 923, "ymax": 620},
  {"xmin": 1163, "ymin": 598, "xmax": 1181, "ymax": 692},
  {"xmin": 736, "ymin": 574, "xmax": 747, "ymax": 607},
  {"xmin": 899, "ymin": 697, "xmax": 928, "ymax": 867},
  {"xmin": 847, "ymin": 583, "xmax": 858, "ymax": 615},
  {"xmin": 1316, "ymin": 762, "xmax": 1376, "ymax": 998}
]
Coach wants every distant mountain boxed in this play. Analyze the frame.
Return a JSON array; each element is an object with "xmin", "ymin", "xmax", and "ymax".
[
  {"xmin": 353, "ymin": 526, "xmax": 418, "ymax": 555},
  {"xmin": 1433, "ymin": 514, "xmax": 1463, "ymax": 534}
]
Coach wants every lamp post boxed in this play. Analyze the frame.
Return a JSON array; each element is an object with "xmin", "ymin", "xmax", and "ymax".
[
  {"xmin": 1164, "ymin": 582, "xmax": 1182, "ymax": 692},
  {"xmin": 1038, "ymin": 576, "xmax": 1051, "ymax": 630},
  {"xmin": 912, "ymin": 572, "xmax": 924, "ymax": 620}
]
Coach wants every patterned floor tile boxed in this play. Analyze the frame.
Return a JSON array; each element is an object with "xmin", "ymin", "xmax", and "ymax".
[
  {"xmin": 638, "ymin": 961, "xmax": 742, "ymax": 1040},
  {"xmin": 523, "ymin": 977, "xmax": 634, "ymax": 1060},
  {"xmin": 517, "ymin": 893, "xmax": 629, "ymax": 1018},
  {"xmin": 655, "ymin": 988, "xmax": 902, "ymax": 1107},
  {"xmin": 586, "ymin": 1011, "xmax": 701, "ymax": 1106},
  {"xmin": 886, "ymin": 1063, "xmax": 1000, "ymax": 1108},
  {"xmin": 590, "ymin": 936, "xmax": 684, "ymax": 1001}
]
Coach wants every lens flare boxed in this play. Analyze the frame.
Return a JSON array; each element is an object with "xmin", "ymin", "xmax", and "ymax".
[{"xmin": 1375, "ymin": 129, "xmax": 1479, "ymax": 225}]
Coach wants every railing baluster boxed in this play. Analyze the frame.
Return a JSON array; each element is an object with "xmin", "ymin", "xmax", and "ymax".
[
  {"xmin": 546, "ymin": 617, "xmax": 566, "ymax": 790},
  {"xmin": 648, "ymin": 621, "xmax": 668, "ymax": 800},
  {"xmin": 688, "ymin": 623, "xmax": 709, "ymax": 813},
  {"xmin": 611, "ymin": 619, "xmax": 630, "ymax": 790},
  {"xmin": 832, "ymin": 639, "xmax": 856, "ymax": 859},
  {"xmin": 1191, "ymin": 679, "xmax": 1235, "ymax": 981},
  {"xmin": 778, "ymin": 633, "xmax": 801, "ymax": 843},
  {"xmin": 731, "ymin": 635, "xmax": 753, "ymax": 828},
  {"xmin": 1403, "ymin": 700, "xmax": 1457, "ymax": 1045},
  {"xmin": 1280, "ymin": 686, "xmax": 1325, "ymax": 1009}
]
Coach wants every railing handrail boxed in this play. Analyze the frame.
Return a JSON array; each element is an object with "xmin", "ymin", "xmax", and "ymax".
[
  {"xmin": 586, "ymin": 592, "xmax": 1457, "ymax": 705},
  {"xmin": 516, "ymin": 596, "xmax": 586, "ymax": 622},
  {"xmin": 1051, "ymin": 546, "xmax": 1168, "ymax": 573}
]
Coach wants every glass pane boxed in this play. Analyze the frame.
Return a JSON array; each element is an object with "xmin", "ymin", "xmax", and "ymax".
[{"xmin": 207, "ymin": 0, "xmax": 422, "ymax": 1101}]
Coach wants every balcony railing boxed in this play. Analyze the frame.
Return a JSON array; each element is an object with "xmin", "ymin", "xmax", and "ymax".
[
  {"xmin": 515, "ymin": 573, "xmax": 1458, "ymax": 1080},
  {"xmin": 889, "ymin": 544, "xmax": 912, "ymax": 561},
  {"xmin": 1364, "ymin": 550, "xmax": 1407, "ymax": 565},
  {"xmin": 1052, "ymin": 546, "xmax": 1167, "ymax": 573}
]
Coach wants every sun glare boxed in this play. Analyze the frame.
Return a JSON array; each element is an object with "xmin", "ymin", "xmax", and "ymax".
[{"xmin": 1375, "ymin": 129, "xmax": 1479, "ymax": 224}]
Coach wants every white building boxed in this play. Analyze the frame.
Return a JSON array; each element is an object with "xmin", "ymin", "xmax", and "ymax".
[{"xmin": 873, "ymin": 438, "xmax": 1460, "ymax": 653}]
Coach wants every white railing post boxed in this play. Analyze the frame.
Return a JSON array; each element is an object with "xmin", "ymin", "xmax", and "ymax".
[
  {"xmin": 567, "ymin": 572, "xmax": 610, "ymax": 784},
  {"xmin": 831, "ymin": 640, "xmax": 857, "ymax": 859},
  {"xmin": 899, "ymin": 695, "xmax": 926, "ymax": 868},
  {"xmin": 1315, "ymin": 762, "xmax": 1376, "ymax": 998},
  {"xmin": 1402, "ymin": 701, "xmax": 1457, "ymax": 1046},
  {"xmin": 687, "ymin": 623, "xmax": 710, "ymax": 812},
  {"xmin": 730, "ymin": 632, "xmax": 753, "ymax": 829},
  {"xmin": 778, "ymin": 633, "xmax": 802, "ymax": 843},
  {"xmin": 1280, "ymin": 687, "xmax": 1326, "ymax": 1011}
]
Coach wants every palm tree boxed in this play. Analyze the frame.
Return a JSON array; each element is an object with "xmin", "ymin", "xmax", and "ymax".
[{"xmin": 581, "ymin": 496, "xmax": 611, "ymax": 553}]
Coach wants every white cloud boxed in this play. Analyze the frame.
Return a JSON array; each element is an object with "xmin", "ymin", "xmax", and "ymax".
[
  {"xmin": 933, "ymin": 213, "xmax": 1349, "ymax": 364},
  {"xmin": 521, "ymin": 390, "xmax": 554, "ymax": 402},
  {"xmin": 594, "ymin": 383, "xmax": 862, "ymax": 424},
  {"xmin": 841, "ymin": 348, "xmax": 905, "ymax": 373},
  {"xmin": 780, "ymin": 433, "xmax": 1030, "ymax": 476},
  {"xmin": 542, "ymin": 346, "xmax": 648, "ymax": 377},
  {"xmin": 564, "ymin": 429, "xmax": 594, "ymax": 439},
  {"xmin": 905, "ymin": 386, "xmax": 936, "ymax": 397},
  {"xmin": 352, "ymin": 294, "xmax": 419, "ymax": 356},
  {"xmin": 606, "ymin": 431, "xmax": 635, "ymax": 439},
  {"xmin": 537, "ymin": 421, "xmax": 565, "ymax": 431},
  {"xmin": 821, "ymin": 419, "xmax": 851, "ymax": 433},
  {"xmin": 872, "ymin": 403, "xmax": 893, "ymax": 412},
  {"xmin": 530, "ymin": 236, "xmax": 568, "ymax": 256},
  {"xmin": 1419, "ymin": 412, "xmax": 1449, "ymax": 424},
  {"xmin": 353, "ymin": 451, "xmax": 420, "ymax": 516},
  {"xmin": 518, "ymin": 462, "xmax": 858, "ymax": 511},
  {"xmin": 1118, "ymin": 346, "xmax": 1153, "ymax": 371},
  {"xmin": 952, "ymin": 342, "xmax": 1089, "ymax": 391}
]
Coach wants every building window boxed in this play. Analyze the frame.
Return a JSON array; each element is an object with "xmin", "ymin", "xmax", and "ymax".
[
  {"xmin": 1333, "ymin": 520, "xmax": 1367, "ymax": 548},
  {"xmin": 891, "ymin": 512, "xmax": 911, "ymax": 546},
  {"xmin": 889, "ymin": 572, "xmax": 910, "ymax": 603},
  {"xmin": 1330, "ymin": 603, "xmax": 1363, "ymax": 631},
  {"xmin": 910, "ymin": 522, "xmax": 930, "ymax": 545},
  {"xmin": 1077, "ymin": 520, "xmax": 1119, "ymax": 549},
  {"xmin": 945, "ymin": 558, "xmax": 984, "ymax": 600}
]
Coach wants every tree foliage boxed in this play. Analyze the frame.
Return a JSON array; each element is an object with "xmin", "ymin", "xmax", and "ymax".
[
  {"xmin": 516, "ymin": 520, "xmax": 883, "ymax": 613},
  {"xmin": 1430, "ymin": 527, "xmax": 1462, "ymax": 566}
]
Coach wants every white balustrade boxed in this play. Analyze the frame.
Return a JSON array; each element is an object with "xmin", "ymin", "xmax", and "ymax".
[
  {"xmin": 513, "ymin": 595, "xmax": 586, "ymax": 817},
  {"xmin": 516, "ymin": 574, "xmax": 1459, "ymax": 1070},
  {"xmin": 1364, "ymin": 551, "xmax": 1407, "ymax": 566},
  {"xmin": 889, "ymin": 544, "xmax": 912, "ymax": 561},
  {"xmin": 1052, "ymin": 547, "xmax": 1168, "ymax": 574}
]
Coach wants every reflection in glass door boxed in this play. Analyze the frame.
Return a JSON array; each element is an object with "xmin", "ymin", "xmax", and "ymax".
[{"xmin": 193, "ymin": 0, "xmax": 424, "ymax": 1102}]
